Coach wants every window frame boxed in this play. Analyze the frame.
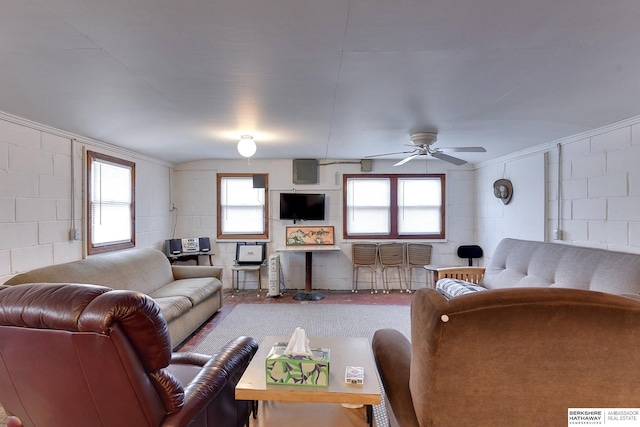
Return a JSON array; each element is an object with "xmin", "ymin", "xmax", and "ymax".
[
  {"xmin": 86, "ymin": 150, "xmax": 136, "ymax": 255},
  {"xmin": 342, "ymin": 173, "xmax": 446, "ymax": 240},
  {"xmin": 216, "ymin": 173, "xmax": 269, "ymax": 240}
]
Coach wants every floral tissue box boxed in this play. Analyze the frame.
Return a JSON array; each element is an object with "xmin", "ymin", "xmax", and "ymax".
[{"xmin": 265, "ymin": 344, "xmax": 330, "ymax": 386}]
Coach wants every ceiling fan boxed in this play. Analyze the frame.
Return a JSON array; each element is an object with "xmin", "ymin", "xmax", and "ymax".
[{"xmin": 367, "ymin": 132, "xmax": 486, "ymax": 166}]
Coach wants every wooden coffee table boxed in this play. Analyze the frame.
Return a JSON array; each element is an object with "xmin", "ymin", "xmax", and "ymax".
[{"xmin": 235, "ymin": 336, "xmax": 381, "ymax": 426}]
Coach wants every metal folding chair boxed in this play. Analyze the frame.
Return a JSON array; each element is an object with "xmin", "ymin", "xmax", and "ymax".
[
  {"xmin": 377, "ymin": 242, "xmax": 406, "ymax": 293},
  {"xmin": 351, "ymin": 242, "xmax": 379, "ymax": 294},
  {"xmin": 405, "ymin": 243, "xmax": 433, "ymax": 292}
]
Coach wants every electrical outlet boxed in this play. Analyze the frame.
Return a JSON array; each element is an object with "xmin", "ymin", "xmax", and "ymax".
[
  {"xmin": 69, "ymin": 228, "xmax": 81, "ymax": 241},
  {"xmin": 553, "ymin": 229, "xmax": 562, "ymax": 240}
]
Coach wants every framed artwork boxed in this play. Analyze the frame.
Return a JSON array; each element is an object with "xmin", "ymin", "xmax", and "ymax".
[{"xmin": 286, "ymin": 226, "xmax": 335, "ymax": 246}]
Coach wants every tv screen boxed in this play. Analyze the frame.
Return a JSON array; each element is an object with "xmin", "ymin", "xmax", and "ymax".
[{"xmin": 279, "ymin": 193, "xmax": 325, "ymax": 221}]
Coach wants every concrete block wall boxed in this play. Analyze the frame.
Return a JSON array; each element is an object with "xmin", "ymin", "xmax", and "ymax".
[
  {"xmin": 476, "ymin": 114, "xmax": 640, "ymax": 259},
  {"xmin": 0, "ymin": 113, "xmax": 174, "ymax": 283},
  {"xmin": 172, "ymin": 158, "xmax": 477, "ymax": 292},
  {"xmin": 475, "ymin": 153, "xmax": 546, "ymax": 263},
  {"xmin": 546, "ymin": 119, "xmax": 640, "ymax": 253}
]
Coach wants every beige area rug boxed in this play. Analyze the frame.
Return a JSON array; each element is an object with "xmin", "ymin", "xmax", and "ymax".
[{"xmin": 193, "ymin": 303, "xmax": 411, "ymax": 427}]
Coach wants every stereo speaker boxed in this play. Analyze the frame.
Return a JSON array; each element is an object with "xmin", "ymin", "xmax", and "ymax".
[
  {"xmin": 457, "ymin": 245, "xmax": 483, "ymax": 266},
  {"xmin": 199, "ymin": 237, "xmax": 211, "ymax": 252},
  {"xmin": 252, "ymin": 174, "xmax": 266, "ymax": 188},
  {"xmin": 164, "ymin": 239, "xmax": 182, "ymax": 255}
]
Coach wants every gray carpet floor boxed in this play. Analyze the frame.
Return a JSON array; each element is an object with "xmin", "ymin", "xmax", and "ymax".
[{"xmin": 193, "ymin": 303, "xmax": 411, "ymax": 427}]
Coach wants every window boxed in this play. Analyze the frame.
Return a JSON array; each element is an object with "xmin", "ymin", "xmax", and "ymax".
[
  {"xmin": 217, "ymin": 173, "xmax": 269, "ymax": 239},
  {"xmin": 87, "ymin": 151, "xmax": 135, "ymax": 254},
  {"xmin": 343, "ymin": 174, "xmax": 445, "ymax": 239}
]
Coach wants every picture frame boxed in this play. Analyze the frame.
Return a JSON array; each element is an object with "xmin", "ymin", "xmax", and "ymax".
[{"xmin": 286, "ymin": 226, "xmax": 335, "ymax": 246}]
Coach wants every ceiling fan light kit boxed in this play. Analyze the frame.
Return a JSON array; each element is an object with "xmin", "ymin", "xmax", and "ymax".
[{"xmin": 410, "ymin": 132, "xmax": 438, "ymax": 146}]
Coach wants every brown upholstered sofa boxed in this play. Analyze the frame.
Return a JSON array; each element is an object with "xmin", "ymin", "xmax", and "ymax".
[
  {"xmin": 0, "ymin": 282, "xmax": 258, "ymax": 427},
  {"xmin": 374, "ymin": 238, "xmax": 640, "ymax": 426},
  {"xmin": 3, "ymin": 247, "xmax": 223, "ymax": 349}
]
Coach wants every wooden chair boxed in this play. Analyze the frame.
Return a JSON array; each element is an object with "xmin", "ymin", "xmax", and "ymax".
[
  {"xmin": 431, "ymin": 266, "xmax": 486, "ymax": 284},
  {"xmin": 405, "ymin": 243, "xmax": 433, "ymax": 292},
  {"xmin": 351, "ymin": 242, "xmax": 379, "ymax": 294}
]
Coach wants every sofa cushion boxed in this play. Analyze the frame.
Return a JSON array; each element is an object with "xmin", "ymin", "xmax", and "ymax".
[
  {"xmin": 150, "ymin": 278, "xmax": 221, "ymax": 306},
  {"xmin": 436, "ymin": 278, "xmax": 486, "ymax": 299},
  {"xmin": 3, "ymin": 247, "xmax": 175, "ymax": 295},
  {"xmin": 483, "ymin": 238, "xmax": 640, "ymax": 294},
  {"xmin": 152, "ymin": 296, "xmax": 193, "ymax": 322}
]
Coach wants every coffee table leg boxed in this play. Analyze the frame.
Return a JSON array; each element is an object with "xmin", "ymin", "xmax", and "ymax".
[{"xmin": 366, "ymin": 404, "xmax": 373, "ymax": 426}]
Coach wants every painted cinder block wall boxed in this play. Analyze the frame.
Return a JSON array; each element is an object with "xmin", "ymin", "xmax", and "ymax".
[
  {"xmin": 3, "ymin": 109, "xmax": 640, "ymax": 288},
  {"xmin": 0, "ymin": 113, "xmax": 174, "ymax": 283},
  {"xmin": 474, "ymin": 116, "xmax": 640, "ymax": 265},
  {"xmin": 171, "ymin": 159, "xmax": 477, "ymax": 292}
]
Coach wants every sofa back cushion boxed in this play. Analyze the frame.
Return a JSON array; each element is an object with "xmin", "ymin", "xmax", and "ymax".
[
  {"xmin": 482, "ymin": 238, "xmax": 640, "ymax": 294},
  {"xmin": 410, "ymin": 287, "xmax": 640, "ymax": 426},
  {"xmin": 4, "ymin": 247, "xmax": 174, "ymax": 295}
]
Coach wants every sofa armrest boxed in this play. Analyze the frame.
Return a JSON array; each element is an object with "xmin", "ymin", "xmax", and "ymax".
[
  {"xmin": 372, "ymin": 329, "xmax": 420, "ymax": 427},
  {"xmin": 429, "ymin": 266, "xmax": 486, "ymax": 284},
  {"xmin": 171, "ymin": 265, "xmax": 223, "ymax": 281},
  {"xmin": 162, "ymin": 336, "xmax": 259, "ymax": 427}
]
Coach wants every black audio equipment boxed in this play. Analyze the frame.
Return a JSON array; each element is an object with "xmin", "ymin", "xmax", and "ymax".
[
  {"xmin": 199, "ymin": 237, "xmax": 211, "ymax": 252},
  {"xmin": 164, "ymin": 239, "xmax": 183, "ymax": 255},
  {"xmin": 457, "ymin": 245, "xmax": 483, "ymax": 266}
]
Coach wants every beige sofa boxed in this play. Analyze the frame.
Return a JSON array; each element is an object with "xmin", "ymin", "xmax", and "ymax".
[
  {"xmin": 432, "ymin": 237, "xmax": 640, "ymax": 294},
  {"xmin": 374, "ymin": 238, "xmax": 640, "ymax": 426},
  {"xmin": 3, "ymin": 247, "xmax": 223, "ymax": 349}
]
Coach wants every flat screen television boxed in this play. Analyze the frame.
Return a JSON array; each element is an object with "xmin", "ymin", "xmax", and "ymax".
[{"xmin": 279, "ymin": 193, "xmax": 325, "ymax": 221}]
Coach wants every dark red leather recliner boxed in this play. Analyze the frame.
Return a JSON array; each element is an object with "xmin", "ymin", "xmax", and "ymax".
[{"xmin": 0, "ymin": 283, "xmax": 258, "ymax": 427}]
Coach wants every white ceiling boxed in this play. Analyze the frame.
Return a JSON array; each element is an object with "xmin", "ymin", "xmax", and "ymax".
[{"xmin": 2, "ymin": 0, "xmax": 640, "ymax": 165}]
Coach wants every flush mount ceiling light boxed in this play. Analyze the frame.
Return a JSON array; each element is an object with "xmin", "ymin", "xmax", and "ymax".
[{"xmin": 237, "ymin": 135, "xmax": 257, "ymax": 158}]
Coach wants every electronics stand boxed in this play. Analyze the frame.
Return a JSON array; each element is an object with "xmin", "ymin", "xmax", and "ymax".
[
  {"xmin": 294, "ymin": 252, "xmax": 325, "ymax": 301},
  {"xmin": 276, "ymin": 246, "xmax": 341, "ymax": 301}
]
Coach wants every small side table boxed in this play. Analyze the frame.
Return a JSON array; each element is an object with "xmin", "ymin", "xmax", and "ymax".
[{"xmin": 166, "ymin": 251, "xmax": 214, "ymax": 266}]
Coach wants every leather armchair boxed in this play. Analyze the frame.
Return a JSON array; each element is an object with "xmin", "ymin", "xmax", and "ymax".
[
  {"xmin": 0, "ymin": 283, "xmax": 258, "ymax": 427},
  {"xmin": 373, "ymin": 287, "xmax": 640, "ymax": 426}
]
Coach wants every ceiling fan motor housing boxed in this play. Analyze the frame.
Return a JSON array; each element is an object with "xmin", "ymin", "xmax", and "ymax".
[{"xmin": 410, "ymin": 132, "xmax": 438, "ymax": 146}]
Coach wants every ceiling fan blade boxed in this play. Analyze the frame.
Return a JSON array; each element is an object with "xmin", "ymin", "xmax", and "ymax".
[
  {"xmin": 431, "ymin": 152, "xmax": 467, "ymax": 166},
  {"xmin": 365, "ymin": 149, "xmax": 416, "ymax": 158},
  {"xmin": 394, "ymin": 153, "xmax": 421, "ymax": 166},
  {"xmin": 438, "ymin": 146, "xmax": 486, "ymax": 153}
]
